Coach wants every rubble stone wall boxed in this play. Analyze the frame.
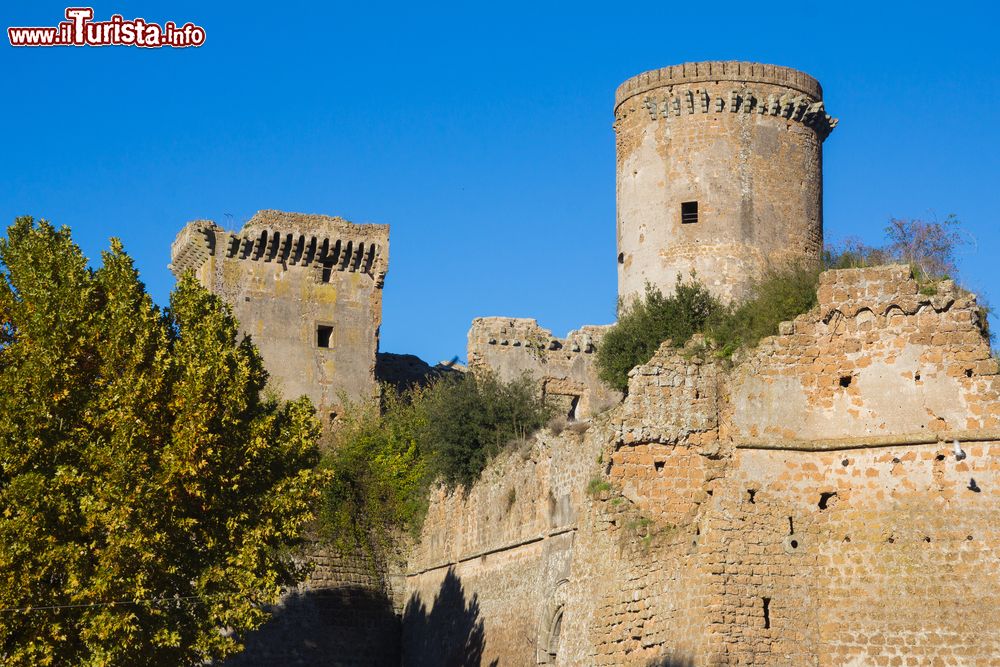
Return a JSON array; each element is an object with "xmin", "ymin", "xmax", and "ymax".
[
  {"xmin": 414, "ymin": 266, "xmax": 1000, "ymax": 666},
  {"xmin": 467, "ymin": 317, "xmax": 621, "ymax": 419}
]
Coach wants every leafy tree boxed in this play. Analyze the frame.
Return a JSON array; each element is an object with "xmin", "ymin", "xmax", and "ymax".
[
  {"xmin": 420, "ymin": 371, "xmax": 551, "ymax": 488},
  {"xmin": 597, "ymin": 279, "xmax": 721, "ymax": 392},
  {"xmin": 0, "ymin": 217, "xmax": 321, "ymax": 666}
]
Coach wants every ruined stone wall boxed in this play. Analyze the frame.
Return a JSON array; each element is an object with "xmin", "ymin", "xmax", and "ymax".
[
  {"xmin": 403, "ymin": 422, "xmax": 605, "ymax": 666},
  {"xmin": 614, "ymin": 61, "xmax": 836, "ymax": 304},
  {"xmin": 410, "ymin": 266, "xmax": 1000, "ymax": 666},
  {"xmin": 170, "ymin": 210, "xmax": 388, "ymax": 413},
  {"xmin": 468, "ymin": 317, "xmax": 621, "ymax": 419}
]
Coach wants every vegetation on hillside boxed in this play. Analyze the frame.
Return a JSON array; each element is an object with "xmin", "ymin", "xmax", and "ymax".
[
  {"xmin": 0, "ymin": 218, "xmax": 322, "ymax": 665},
  {"xmin": 318, "ymin": 371, "xmax": 552, "ymax": 556},
  {"xmin": 597, "ymin": 216, "xmax": 973, "ymax": 391}
]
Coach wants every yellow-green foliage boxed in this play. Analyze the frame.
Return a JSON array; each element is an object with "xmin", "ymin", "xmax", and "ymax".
[
  {"xmin": 318, "ymin": 389, "xmax": 430, "ymax": 556},
  {"xmin": 0, "ymin": 218, "xmax": 322, "ymax": 666}
]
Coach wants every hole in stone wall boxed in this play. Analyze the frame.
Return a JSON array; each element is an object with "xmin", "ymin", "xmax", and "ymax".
[
  {"xmin": 681, "ymin": 201, "xmax": 699, "ymax": 224},
  {"xmin": 654, "ymin": 460, "xmax": 665, "ymax": 473},
  {"xmin": 617, "ymin": 252, "xmax": 624, "ymax": 264},
  {"xmin": 695, "ymin": 389, "xmax": 700, "ymax": 399},
  {"xmin": 935, "ymin": 454, "xmax": 946, "ymax": 461},
  {"xmin": 839, "ymin": 375, "xmax": 853, "ymax": 388},
  {"xmin": 320, "ymin": 259, "xmax": 335, "ymax": 283},
  {"xmin": 841, "ymin": 458, "xmax": 850, "ymax": 467},
  {"xmin": 747, "ymin": 489, "xmax": 756, "ymax": 504},
  {"xmin": 968, "ymin": 478, "xmax": 981, "ymax": 493},
  {"xmin": 915, "ymin": 372, "xmax": 921, "ymax": 381},
  {"xmin": 967, "ymin": 535, "xmax": 974, "ymax": 541},
  {"xmin": 924, "ymin": 536, "xmax": 932, "ymax": 543},
  {"xmin": 789, "ymin": 539, "xmax": 798, "ymax": 549},
  {"xmin": 316, "ymin": 324, "xmax": 333, "ymax": 348},
  {"xmin": 568, "ymin": 395, "xmax": 580, "ymax": 422},
  {"xmin": 965, "ymin": 368, "xmax": 974, "ymax": 378},
  {"xmin": 818, "ymin": 492, "xmax": 837, "ymax": 510},
  {"xmin": 887, "ymin": 536, "xmax": 895, "ymax": 543},
  {"xmin": 843, "ymin": 535, "xmax": 851, "ymax": 543},
  {"xmin": 762, "ymin": 597, "xmax": 771, "ymax": 629}
]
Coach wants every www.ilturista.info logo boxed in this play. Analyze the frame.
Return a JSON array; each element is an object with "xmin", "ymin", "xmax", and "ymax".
[{"xmin": 8, "ymin": 8, "xmax": 205, "ymax": 48}]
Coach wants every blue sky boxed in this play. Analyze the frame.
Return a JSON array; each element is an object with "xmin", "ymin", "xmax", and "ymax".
[{"xmin": 3, "ymin": 1, "xmax": 997, "ymax": 363}]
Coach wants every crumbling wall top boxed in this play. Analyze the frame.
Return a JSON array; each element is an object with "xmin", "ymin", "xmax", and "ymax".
[{"xmin": 168, "ymin": 210, "xmax": 389, "ymax": 285}]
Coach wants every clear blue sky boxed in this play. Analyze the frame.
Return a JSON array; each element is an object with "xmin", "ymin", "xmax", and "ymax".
[{"xmin": 3, "ymin": 1, "xmax": 998, "ymax": 363}]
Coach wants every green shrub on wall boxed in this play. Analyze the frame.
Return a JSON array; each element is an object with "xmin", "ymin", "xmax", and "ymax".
[
  {"xmin": 318, "ymin": 370, "xmax": 552, "ymax": 554},
  {"xmin": 596, "ymin": 279, "xmax": 721, "ymax": 392}
]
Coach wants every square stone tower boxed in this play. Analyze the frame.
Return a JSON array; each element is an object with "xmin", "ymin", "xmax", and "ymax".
[{"xmin": 169, "ymin": 209, "xmax": 388, "ymax": 414}]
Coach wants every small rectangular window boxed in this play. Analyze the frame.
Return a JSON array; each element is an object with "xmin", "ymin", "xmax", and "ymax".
[
  {"xmin": 681, "ymin": 201, "xmax": 699, "ymax": 224},
  {"xmin": 317, "ymin": 325, "xmax": 333, "ymax": 348}
]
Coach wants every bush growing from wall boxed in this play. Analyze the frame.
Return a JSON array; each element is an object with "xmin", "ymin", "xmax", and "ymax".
[
  {"xmin": 596, "ymin": 279, "xmax": 722, "ymax": 392},
  {"xmin": 319, "ymin": 370, "xmax": 552, "ymax": 553},
  {"xmin": 597, "ymin": 216, "xmax": 977, "ymax": 391},
  {"xmin": 707, "ymin": 263, "xmax": 823, "ymax": 358}
]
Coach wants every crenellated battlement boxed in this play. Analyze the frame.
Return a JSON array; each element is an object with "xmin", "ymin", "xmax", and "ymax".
[
  {"xmin": 615, "ymin": 60, "xmax": 823, "ymax": 111},
  {"xmin": 169, "ymin": 211, "xmax": 389, "ymax": 286}
]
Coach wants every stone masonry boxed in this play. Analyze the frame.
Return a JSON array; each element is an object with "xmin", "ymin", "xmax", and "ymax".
[
  {"xmin": 170, "ymin": 209, "xmax": 388, "ymax": 414},
  {"xmin": 615, "ymin": 61, "xmax": 836, "ymax": 304},
  {"xmin": 468, "ymin": 317, "xmax": 621, "ymax": 420},
  {"xmin": 182, "ymin": 60, "xmax": 1000, "ymax": 666},
  {"xmin": 405, "ymin": 265, "xmax": 1000, "ymax": 665}
]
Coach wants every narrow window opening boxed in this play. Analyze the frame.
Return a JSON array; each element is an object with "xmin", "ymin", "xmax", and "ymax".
[
  {"xmin": 747, "ymin": 489, "xmax": 756, "ymax": 504},
  {"xmin": 839, "ymin": 375, "xmax": 852, "ymax": 388},
  {"xmin": 654, "ymin": 460, "xmax": 665, "ymax": 473},
  {"xmin": 788, "ymin": 516, "xmax": 794, "ymax": 535},
  {"xmin": 762, "ymin": 597, "xmax": 771, "ymax": 629},
  {"xmin": 818, "ymin": 492, "xmax": 836, "ymax": 510},
  {"xmin": 320, "ymin": 259, "xmax": 335, "ymax": 283},
  {"xmin": 681, "ymin": 201, "xmax": 699, "ymax": 224},
  {"xmin": 317, "ymin": 325, "xmax": 333, "ymax": 348},
  {"xmin": 568, "ymin": 395, "xmax": 580, "ymax": 422},
  {"xmin": 965, "ymin": 368, "xmax": 973, "ymax": 378},
  {"xmin": 617, "ymin": 252, "xmax": 625, "ymax": 264}
]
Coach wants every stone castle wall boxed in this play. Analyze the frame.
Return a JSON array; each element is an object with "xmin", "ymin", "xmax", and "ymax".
[
  {"xmin": 614, "ymin": 61, "xmax": 836, "ymax": 304},
  {"xmin": 407, "ymin": 265, "xmax": 1000, "ymax": 665},
  {"xmin": 467, "ymin": 317, "xmax": 621, "ymax": 420},
  {"xmin": 171, "ymin": 210, "xmax": 388, "ymax": 413}
]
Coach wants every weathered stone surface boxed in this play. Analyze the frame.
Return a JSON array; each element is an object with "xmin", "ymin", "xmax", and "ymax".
[
  {"xmin": 170, "ymin": 210, "xmax": 388, "ymax": 414},
  {"xmin": 467, "ymin": 317, "xmax": 621, "ymax": 420},
  {"xmin": 407, "ymin": 265, "xmax": 1000, "ymax": 666},
  {"xmin": 615, "ymin": 61, "xmax": 834, "ymax": 305}
]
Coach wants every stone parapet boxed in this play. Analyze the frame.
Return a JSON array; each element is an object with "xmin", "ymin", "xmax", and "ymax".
[{"xmin": 170, "ymin": 210, "xmax": 388, "ymax": 286}]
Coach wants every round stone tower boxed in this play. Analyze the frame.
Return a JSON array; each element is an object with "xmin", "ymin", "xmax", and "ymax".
[{"xmin": 614, "ymin": 61, "xmax": 837, "ymax": 305}]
